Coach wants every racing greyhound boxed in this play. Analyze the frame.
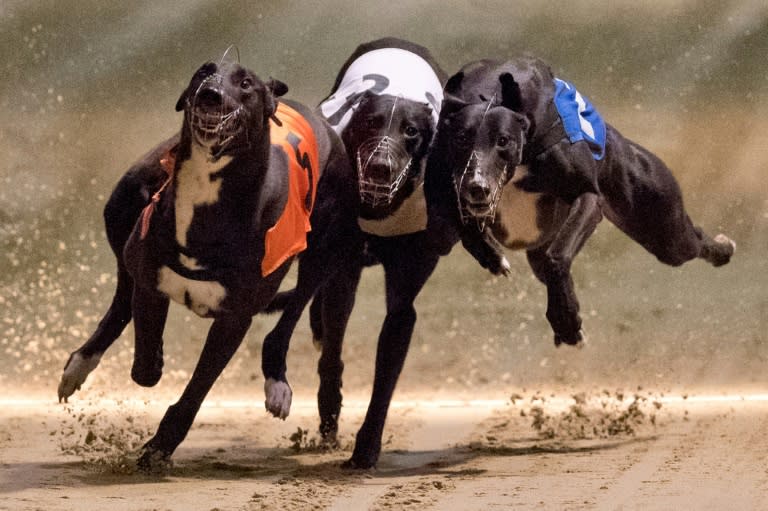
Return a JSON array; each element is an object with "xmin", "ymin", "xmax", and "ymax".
[
  {"xmin": 57, "ymin": 57, "xmax": 358, "ymax": 470},
  {"xmin": 261, "ymin": 38, "xmax": 452, "ymax": 469},
  {"xmin": 426, "ymin": 56, "xmax": 735, "ymax": 347}
]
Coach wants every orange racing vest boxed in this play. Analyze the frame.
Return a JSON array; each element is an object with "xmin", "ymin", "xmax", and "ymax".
[
  {"xmin": 261, "ymin": 102, "xmax": 320, "ymax": 276},
  {"xmin": 139, "ymin": 103, "xmax": 320, "ymax": 278}
]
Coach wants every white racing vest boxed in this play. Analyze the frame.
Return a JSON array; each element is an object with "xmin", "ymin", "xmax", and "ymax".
[
  {"xmin": 320, "ymin": 48, "xmax": 443, "ymax": 135},
  {"xmin": 320, "ymin": 47, "xmax": 443, "ymax": 237}
]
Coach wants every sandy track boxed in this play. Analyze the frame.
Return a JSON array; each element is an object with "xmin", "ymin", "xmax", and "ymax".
[{"xmin": 1, "ymin": 391, "xmax": 766, "ymax": 510}]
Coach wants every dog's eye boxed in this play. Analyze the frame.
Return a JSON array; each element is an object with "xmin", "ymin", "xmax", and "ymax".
[
  {"xmin": 404, "ymin": 126, "xmax": 419, "ymax": 137},
  {"xmin": 497, "ymin": 135, "xmax": 510, "ymax": 147},
  {"xmin": 240, "ymin": 78, "xmax": 254, "ymax": 90}
]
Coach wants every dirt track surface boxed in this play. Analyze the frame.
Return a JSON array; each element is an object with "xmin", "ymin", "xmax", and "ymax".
[{"xmin": 2, "ymin": 390, "xmax": 766, "ymax": 511}]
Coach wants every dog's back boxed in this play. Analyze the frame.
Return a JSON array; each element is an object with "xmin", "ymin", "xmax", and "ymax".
[
  {"xmin": 328, "ymin": 37, "xmax": 447, "ymax": 94},
  {"xmin": 320, "ymin": 38, "xmax": 446, "ymax": 136}
]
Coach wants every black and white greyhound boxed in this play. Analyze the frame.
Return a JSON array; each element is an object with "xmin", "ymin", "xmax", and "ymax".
[
  {"xmin": 260, "ymin": 38, "xmax": 451, "ymax": 469},
  {"xmin": 56, "ymin": 57, "xmax": 358, "ymax": 470},
  {"xmin": 426, "ymin": 56, "xmax": 735, "ymax": 346}
]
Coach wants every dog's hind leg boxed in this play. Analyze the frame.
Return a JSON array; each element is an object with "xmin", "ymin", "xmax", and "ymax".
[
  {"xmin": 263, "ymin": 155, "xmax": 363, "ymax": 420},
  {"xmin": 138, "ymin": 315, "xmax": 252, "ymax": 471},
  {"xmin": 130, "ymin": 285, "xmax": 169, "ymax": 387},
  {"xmin": 346, "ymin": 246, "xmax": 439, "ymax": 469},
  {"xmin": 601, "ymin": 137, "xmax": 735, "ymax": 268},
  {"xmin": 608, "ymin": 196, "xmax": 735, "ymax": 268},
  {"xmin": 262, "ymin": 233, "xmax": 362, "ymax": 419},
  {"xmin": 526, "ymin": 192, "xmax": 602, "ymax": 347},
  {"xmin": 315, "ymin": 261, "xmax": 363, "ymax": 443},
  {"xmin": 308, "ymin": 288, "xmax": 325, "ymax": 351}
]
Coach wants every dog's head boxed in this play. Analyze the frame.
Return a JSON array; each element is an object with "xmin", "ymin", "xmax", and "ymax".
[
  {"xmin": 438, "ymin": 72, "xmax": 530, "ymax": 229},
  {"xmin": 175, "ymin": 60, "xmax": 288, "ymax": 160},
  {"xmin": 342, "ymin": 92, "xmax": 435, "ymax": 210}
]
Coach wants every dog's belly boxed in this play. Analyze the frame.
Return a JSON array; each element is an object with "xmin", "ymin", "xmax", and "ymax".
[
  {"xmin": 157, "ymin": 266, "xmax": 226, "ymax": 317},
  {"xmin": 495, "ymin": 166, "xmax": 544, "ymax": 249}
]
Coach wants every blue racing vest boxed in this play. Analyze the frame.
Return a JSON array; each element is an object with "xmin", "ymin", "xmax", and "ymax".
[{"xmin": 553, "ymin": 78, "xmax": 606, "ymax": 160}]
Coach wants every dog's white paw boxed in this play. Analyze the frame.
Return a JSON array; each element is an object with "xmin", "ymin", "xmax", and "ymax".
[
  {"xmin": 58, "ymin": 352, "xmax": 101, "ymax": 403},
  {"xmin": 714, "ymin": 233, "xmax": 737, "ymax": 252},
  {"xmin": 500, "ymin": 256, "xmax": 511, "ymax": 277},
  {"xmin": 264, "ymin": 378, "xmax": 292, "ymax": 420}
]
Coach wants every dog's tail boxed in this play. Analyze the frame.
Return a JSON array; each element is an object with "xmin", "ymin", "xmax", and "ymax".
[{"xmin": 264, "ymin": 289, "xmax": 296, "ymax": 313}]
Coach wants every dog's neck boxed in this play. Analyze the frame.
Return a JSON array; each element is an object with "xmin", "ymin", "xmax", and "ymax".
[{"xmin": 357, "ymin": 163, "xmax": 428, "ymax": 236}]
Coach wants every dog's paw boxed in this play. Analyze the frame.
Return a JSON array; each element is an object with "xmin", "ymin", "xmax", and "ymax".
[
  {"xmin": 554, "ymin": 329, "xmax": 585, "ymax": 348},
  {"xmin": 264, "ymin": 378, "xmax": 292, "ymax": 419},
  {"xmin": 708, "ymin": 234, "xmax": 736, "ymax": 267},
  {"xmin": 58, "ymin": 352, "xmax": 101, "ymax": 403},
  {"xmin": 136, "ymin": 444, "xmax": 173, "ymax": 475},
  {"xmin": 497, "ymin": 256, "xmax": 511, "ymax": 277},
  {"xmin": 130, "ymin": 345, "xmax": 163, "ymax": 388},
  {"xmin": 481, "ymin": 253, "xmax": 511, "ymax": 277},
  {"xmin": 130, "ymin": 359, "xmax": 163, "ymax": 388}
]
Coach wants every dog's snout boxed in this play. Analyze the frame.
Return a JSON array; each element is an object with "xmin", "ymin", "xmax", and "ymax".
[
  {"xmin": 465, "ymin": 175, "xmax": 490, "ymax": 202},
  {"xmin": 195, "ymin": 87, "xmax": 223, "ymax": 107},
  {"xmin": 365, "ymin": 159, "xmax": 391, "ymax": 182}
]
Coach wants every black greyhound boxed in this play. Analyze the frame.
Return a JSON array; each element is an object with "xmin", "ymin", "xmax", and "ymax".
[
  {"xmin": 426, "ymin": 56, "xmax": 735, "ymax": 346},
  {"xmin": 57, "ymin": 58, "xmax": 358, "ymax": 469},
  {"xmin": 261, "ymin": 38, "xmax": 455, "ymax": 469}
]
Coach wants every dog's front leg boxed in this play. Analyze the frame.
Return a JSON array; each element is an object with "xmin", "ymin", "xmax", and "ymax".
[
  {"xmin": 130, "ymin": 284, "xmax": 169, "ymax": 387},
  {"xmin": 526, "ymin": 192, "xmax": 602, "ymax": 346},
  {"xmin": 58, "ymin": 265, "xmax": 134, "ymax": 402},
  {"xmin": 347, "ymin": 249, "xmax": 440, "ymax": 469},
  {"xmin": 138, "ymin": 314, "xmax": 252, "ymax": 471},
  {"xmin": 460, "ymin": 227, "xmax": 511, "ymax": 276}
]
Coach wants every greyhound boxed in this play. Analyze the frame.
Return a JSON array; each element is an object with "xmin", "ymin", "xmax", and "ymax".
[
  {"xmin": 56, "ymin": 57, "xmax": 358, "ymax": 470},
  {"xmin": 261, "ymin": 38, "xmax": 454, "ymax": 469},
  {"xmin": 426, "ymin": 56, "xmax": 735, "ymax": 347}
]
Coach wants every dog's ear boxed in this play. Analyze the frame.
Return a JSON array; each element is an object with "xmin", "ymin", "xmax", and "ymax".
[
  {"xmin": 267, "ymin": 78, "xmax": 289, "ymax": 98},
  {"xmin": 444, "ymin": 71, "xmax": 465, "ymax": 95},
  {"xmin": 175, "ymin": 89, "xmax": 189, "ymax": 112},
  {"xmin": 264, "ymin": 78, "xmax": 289, "ymax": 119},
  {"xmin": 441, "ymin": 93, "xmax": 469, "ymax": 116},
  {"xmin": 499, "ymin": 72, "xmax": 523, "ymax": 112}
]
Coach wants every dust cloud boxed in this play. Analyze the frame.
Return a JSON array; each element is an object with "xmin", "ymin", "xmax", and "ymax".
[{"xmin": 1, "ymin": 0, "xmax": 766, "ymax": 402}]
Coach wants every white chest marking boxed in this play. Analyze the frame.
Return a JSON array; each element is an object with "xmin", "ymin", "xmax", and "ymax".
[
  {"xmin": 157, "ymin": 266, "xmax": 226, "ymax": 317},
  {"xmin": 174, "ymin": 146, "xmax": 231, "ymax": 249},
  {"xmin": 496, "ymin": 165, "xmax": 543, "ymax": 248},
  {"xmin": 357, "ymin": 181, "xmax": 427, "ymax": 237}
]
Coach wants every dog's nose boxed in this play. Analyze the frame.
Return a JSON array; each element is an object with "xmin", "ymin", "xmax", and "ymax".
[
  {"xmin": 195, "ymin": 88, "xmax": 223, "ymax": 108},
  {"xmin": 365, "ymin": 160, "xmax": 392, "ymax": 183},
  {"xmin": 465, "ymin": 176, "xmax": 490, "ymax": 202}
]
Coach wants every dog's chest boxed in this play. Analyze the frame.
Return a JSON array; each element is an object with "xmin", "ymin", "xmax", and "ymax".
[
  {"xmin": 174, "ymin": 149, "xmax": 231, "ymax": 251},
  {"xmin": 156, "ymin": 148, "xmax": 233, "ymax": 316},
  {"xmin": 495, "ymin": 165, "xmax": 544, "ymax": 249},
  {"xmin": 357, "ymin": 182, "xmax": 427, "ymax": 237}
]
